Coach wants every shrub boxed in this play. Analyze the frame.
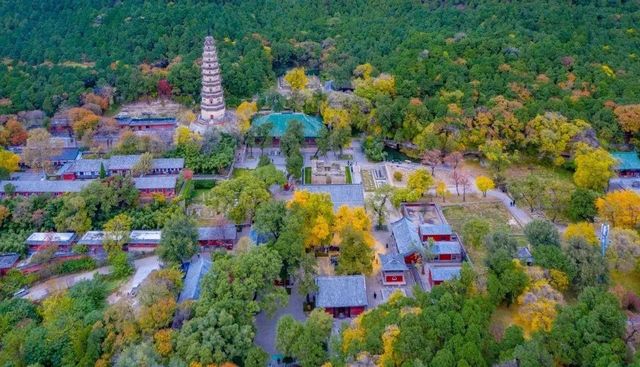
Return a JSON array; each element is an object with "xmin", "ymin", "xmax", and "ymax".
[
  {"xmin": 193, "ymin": 179, "xmax": 216, "ymax": 190},
  {"xmin": 393, "ymin": 171, "xmax": 403, "ymax": 182},
  {"xmin": 54, "ymin": 257, "xmax": 97, "ymax": 274}
]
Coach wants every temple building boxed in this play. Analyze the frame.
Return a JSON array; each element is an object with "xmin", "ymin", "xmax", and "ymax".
[{"xmin": 191, "ymin": 35, "xmax": 236, "ymax": 134}]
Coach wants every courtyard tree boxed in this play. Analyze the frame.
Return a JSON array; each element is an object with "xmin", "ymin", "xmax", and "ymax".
[
  {"xmin": 158, "ymin": 214, "xmax": 198, "ymax": 264},
  {"xmin": 254, "ymin": 200, "xmax": 287, "ymax": 241},
  {"xmin": 573, "ymin": 148, "xmax": 616, "ymax": 192},
  {"xmin": 365, "ymin": 184, "xmax": 396, "ymax": 229},
  {"xmin": 336, "ymin": 227, "xmax": 374, "ymax": 276},
  {"xmin": 207, "ymin": 173, "xmax": 271, "ymax": 223},
  {"xmin": 475, "ymin": 175, "xmax": 495, "ymax": 197}
]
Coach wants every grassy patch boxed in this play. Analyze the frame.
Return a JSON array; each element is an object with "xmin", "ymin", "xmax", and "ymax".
[
  {"xmin": 304, "ymin": 167, "xmax": 311, "ymax": 184},
  {"xmin": 193, "ymin": 188, "xmax": 211, "ymax": 203},
  {"xmin": 361, "ymin": 170, "xmax": 376, "ymax": 192},
  {"xmin": 611, "ymin": 270, "xmax": 640, "ymax": 295},
  {"xmin": 442, "ymin": 202, "xmax": 523, "ymax": 269},
  {"xmin": 442, "ymin": 202, "xmax": 523, "ymax": 235},
  {"xmin": 345, "ymin": 167, "xmax": 352, "ymax": 184}
]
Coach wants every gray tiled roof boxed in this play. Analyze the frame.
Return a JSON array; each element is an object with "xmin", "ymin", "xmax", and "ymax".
[
  {"xmin": 0, "ymin": 180, "xmax": 92, "ymax": 194},
  {"xmin": 430, "ymin": 266, "xmax": 461, "ymax": 282},
  {"xmin": 133, "ymin": 176, "xmax": 178, "ymax": 190},
  {"xmin": 66, "ymin": 159, "xmax": 105, "ymax": 173},
  {"xmin": 0, "ymin": 253, "xmax": 20, "ymax": 270},
  {"xmin": 431, "ymin": 241, "xmax": 461, "ymax": 255},
  {"xmin": 379, "ymin": 253, "xmax": 408, "ymax": 272},
  {"xmin": 108, "ymin": 155, "xmax": 142, "ymax": 170},
  {"xmin": 300, "ymin": 184, "xmax": 365, "ymax": 210},
  {"xmin": 316, "ymin": 275, "xmax": 368, "ymax": 308},
  {"xmin": 198, "ymin": 226, "xmax": 237, "ymax": 241},
  {"xmin": 419, "ymin": 224, "xmax": 452, "ymax": 236},
  {"xmin": 516, "ymin": 246, "xmax": 533, "ymax": 262},
  {"xmin": 178, "ymin": 257, "xmax": 212, "ymax": 303},
  {"xmin": 391, "ymin": 217, "xmax": 422, "ymax": 256},
  {"xmin": 152, "ymin": 158, "xmax": 185, "ymax": 170},
  {"xmin": 60, "ymin": 155, "xmax": 184, "ymax": 175},
  {"xmin": 25, "ymin": 232, "xmax": 76, "ymax": 245}
]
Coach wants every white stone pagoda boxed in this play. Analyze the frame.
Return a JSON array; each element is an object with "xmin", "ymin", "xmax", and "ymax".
[{"xmin": 191, "ymin": 35, "xmax": 236, "ymax": 134}]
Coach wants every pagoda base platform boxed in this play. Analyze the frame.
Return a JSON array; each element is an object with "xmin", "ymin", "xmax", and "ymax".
[{"xmin": 190, "ymin": 110, "xmax": 238, "ymax": 135}]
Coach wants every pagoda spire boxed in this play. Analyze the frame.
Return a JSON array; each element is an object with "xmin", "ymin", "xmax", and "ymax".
[{"xmin": 200, "ymin": 35, "xmax": 226, "ymax": 121}]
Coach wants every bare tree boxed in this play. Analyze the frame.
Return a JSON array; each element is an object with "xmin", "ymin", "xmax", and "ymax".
[
  {"xmin": 21, "ymin": 128, "xmax": 62, "ymax": 175},
  {"xmin": 458, "ymin": 172, "xmax": 471, "ymax": 202},
  {"xmin": 421, "ymin": 149, "xmax": 441, "ymax": 176},
  {"xmin": 444, "ymin": 151, "xmax": 464, "ymax": 171}
]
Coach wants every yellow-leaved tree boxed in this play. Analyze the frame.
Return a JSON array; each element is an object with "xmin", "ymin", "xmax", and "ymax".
[
  {"xmin": 236, "ymin": 101, "xmax": 258, "ymax": 133},
  {"xmin": 284, "ymin": 67, "xmax": 308, "ymax": 91},
  {"xmin": 563, "ymin": 222, "xmax": 597, "ymax": 246},
  {"xmin": 0, "ymin": 148, "xmax": 20, "ymax": 174},
  {"xmin": 475, "ymin": 175, "xmax": 495, "ymax": 197},
  {"xmin": 573, "ymin": 147, "xmax": 616, "ymax": 191},
  {"xmin": 288, "ymin": 191, "xmax": 335, "ymax": 249},
  {"xmin": 596, "ymin": 190, "xmax": 640, "ymax": 229}
]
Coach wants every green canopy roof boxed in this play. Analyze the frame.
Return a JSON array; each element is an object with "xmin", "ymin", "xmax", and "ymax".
[
  {"xmin": 612, "ymin": 151, "xmax": 640, "ymax": 171},
  {"xmin": 252, "ymin": 112, "xmax": 323, "ymax": 138}
]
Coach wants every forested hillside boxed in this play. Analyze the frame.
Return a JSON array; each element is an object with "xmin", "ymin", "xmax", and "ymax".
[{"xmin": 1, "ymin": 0, "xmax": 639, "ymax": 141}]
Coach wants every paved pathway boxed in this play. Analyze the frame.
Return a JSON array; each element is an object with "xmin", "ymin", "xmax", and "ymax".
[
  {"xmin": 485, "ymin": 189, "xmax": 533, "ymax": 227},
  {"xmin": 108, "ymin": 255, "xmax": 161, "ymax": 304},
  {"xmin": 254, "ymin": 286, "xmax": 307, "ymax": 357},
  {"xmin": 25, "ymin": 266, "xmax": 111, "ymax": 301}
]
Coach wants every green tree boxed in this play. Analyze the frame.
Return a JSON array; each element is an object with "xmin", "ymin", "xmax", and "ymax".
[
  {"xmin": 565, "ymin": 237, "xmax": 607, "ymax": 291},
  {"xmin": 365, "ymin": 184, "xmax": 395, "ymax": 229},
  {"xmin": 254, "ymin": 200, "xmax": 287, "ymax": 241},
  {"xmin": 524, "ymin": 219, "xmax": 560, "ymax": 248},
  {"xmin": 207, "ymin": 173, "xmax": 271, "ymax": 223},
  {"xmin": 336, "ymin": 227, "xmax": 374, "ymax": 276},
  {"xmin": 175, "ymin": 306, "xmax": 254, "ymax": 365},
  {"xmin": 276, "ymin": 309, "xmax": 333, "ymax": 367},
  {"xmin": 568, "ymin": 188, "xmax": 599, "ymax": 222},
  {"xmin": 548, "ymin": 288, "xmax": 626, "ymax": 367},
  {"xmin": 461, "ymin": 218, "xmax": 491, "ymax": 248},
  {"xmin": 245, "ymin": 346, "xmax": 269, "ymax": 367},
  {"xmin": 158, "ymin": 214, "xmax": 198, "ymax": 264}
]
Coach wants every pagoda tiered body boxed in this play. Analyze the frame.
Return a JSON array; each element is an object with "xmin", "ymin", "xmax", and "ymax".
[{"xmin": 200, "ymin": 36, "xmax": 226, "ymax": 121}]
